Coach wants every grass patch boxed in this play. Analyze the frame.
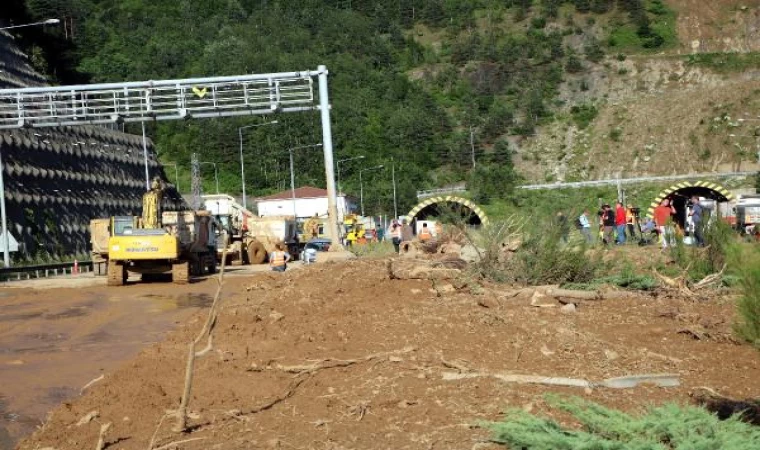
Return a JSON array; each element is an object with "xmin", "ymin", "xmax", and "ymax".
[
  {"xmin": 347, "ymin": 241, "xmax": 396, "ymax": 258},
  {"xmin": 570, "ymin": 104, "xmax": 598, "ymax": 129},
  {"xmin": 685, "ymin": 52, "xmax": 760, "ymax": 73},
  {"xmin": 607, "ymin": 0, "xmax": 678, "ymax": 52},
  {"xmin": 487, "ymin": 395, "xmax": 760, "ymax": 449},
  {"xmin": 563, "ymin": 265, "xmax": 657, "ymax": 291}
]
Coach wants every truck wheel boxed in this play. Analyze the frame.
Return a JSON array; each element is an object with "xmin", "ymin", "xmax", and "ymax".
[
  {"xmin": 172, "ymin": 261, "xmax": 189, "ymax": 284},
  {"xmin": 247, "ymin": 241, "xmax": 267, "ymax": 264},
  {"xmin": 207, "ymin": 254, "xmax": 217, "ymax": 274},
  {"xmin": 107, "ymin": 262, "xmax": 127, "ymax": 286}
]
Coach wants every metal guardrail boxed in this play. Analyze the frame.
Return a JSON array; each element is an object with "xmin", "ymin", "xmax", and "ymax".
[
  {"xmin": 517, "ymin": 171, "xmax": 757, "ymax": 190},
  {"xmin": 0, "ymin": 260, "xmax": 103, "ymax": 281},
  {"xmin": 416, "ymin": 187, "xmax": 467, "ymax": 199}
]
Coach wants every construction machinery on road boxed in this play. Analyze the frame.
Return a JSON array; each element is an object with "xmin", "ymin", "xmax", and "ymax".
[
  {"xmin": 90, "ymin": 178, "xmax": 218, "ymax": 286},
  {"xmin": 202, "ymin": 194, "xmax": 298, "ymax": 265}
]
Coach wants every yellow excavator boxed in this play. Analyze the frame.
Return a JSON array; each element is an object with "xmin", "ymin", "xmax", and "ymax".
[{"xmin": 91, "ymin": 178, "xmax": 217, "ymax": 286}]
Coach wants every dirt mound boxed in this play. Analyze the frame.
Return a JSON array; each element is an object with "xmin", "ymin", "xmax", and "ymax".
[{"xmin": 18, "ymin": 259, "xmax": 760, "ymax": 450}]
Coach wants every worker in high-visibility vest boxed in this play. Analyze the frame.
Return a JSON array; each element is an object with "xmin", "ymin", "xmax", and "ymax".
[
  {"xmin": 418, "ymin": 223, "xmax": 433, "ymax": 242},
  {"xmin": 269, "ymin": 243, "xmax": 291, "ymax": 272}
]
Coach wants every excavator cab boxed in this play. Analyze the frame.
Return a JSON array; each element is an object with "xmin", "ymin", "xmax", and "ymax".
[{"xmin": 111, "ymin": 216, "xmax": 138, "ymax": 236}]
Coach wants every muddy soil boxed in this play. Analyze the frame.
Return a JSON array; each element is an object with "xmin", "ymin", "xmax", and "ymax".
[
  {"xmin": 0, "ymin": 277, "xmax": 236, "ymax": 450},
  {"xmin": 15, "ymin": 258, "xmax": 760, "ymax": 450}
]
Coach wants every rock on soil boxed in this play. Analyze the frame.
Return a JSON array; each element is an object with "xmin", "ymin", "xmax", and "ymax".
[
  {"xmin": 17, "ymin": 259, "xmax": 760, "ymax": 450},
  {"xmin": 389, "ymin": 258, "xmax": 465, "ymax": 280}
]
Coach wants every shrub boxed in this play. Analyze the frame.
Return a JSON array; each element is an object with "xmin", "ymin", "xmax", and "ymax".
[
  {"xmin": 471, "ymin": 218, "xmax": 598, "ymax": 285},
  {"xmin": 487, "ymin": 396, "xmax": 760, "ymax": 449},
  {"xmin": 570, "ymin": 104, "xmax": 598, "ymax": 129},
  {"xmin": 466, "ymin": 216, "xmax": 525, "ymax": 283},
  {"xmin": 609, "ymin": 127, "xmax": 623, "ymax": 141},
  {"xmin": 733, "ymin": 245, "xmax": 760, "ymax": 349},
  {"xmin": 515, "ymin": 227, "xmax": 598, "ymax": 285},
  {"xmin": 670, "ymin": 218, "xmax": 735, "ymax": 281}
]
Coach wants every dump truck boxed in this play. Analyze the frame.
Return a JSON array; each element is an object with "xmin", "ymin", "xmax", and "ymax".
[
  {"xmin": 91, "ymin": 178, "xmax": 218, "ymax": 286},
  {"xmin": 202, "ymin": 194, "xmax": 298, "ymax": 265}
]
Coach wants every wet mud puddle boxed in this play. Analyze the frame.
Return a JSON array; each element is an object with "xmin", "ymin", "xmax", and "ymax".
[{"xmin": 0, "ymin": 287, "xmax": 211, "ymax": 449}]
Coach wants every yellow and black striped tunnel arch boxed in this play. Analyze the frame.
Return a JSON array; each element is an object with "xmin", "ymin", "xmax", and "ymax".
[
  {"xmin": 646, "ymin": 180, "xmax": 734, "ymax": 217},
  {"xmin": 405, "ymin": 195, "xmax": 489, "ymax": 225}
]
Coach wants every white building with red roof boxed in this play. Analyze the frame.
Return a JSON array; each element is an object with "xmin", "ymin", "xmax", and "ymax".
[{"xmin": 255, "ymin": 186, "xmax": 357, "ymax": 221}]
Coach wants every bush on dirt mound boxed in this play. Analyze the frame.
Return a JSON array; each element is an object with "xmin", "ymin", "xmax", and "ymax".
[{"xmin": 487, "ymin": 396, "xmax": 760, "ymax": 449}]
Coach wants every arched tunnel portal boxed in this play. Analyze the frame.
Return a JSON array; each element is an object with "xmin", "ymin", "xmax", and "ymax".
[
  {"xmin": 647, "ymin": 180, "xmax": 734, "ymax": 227},
  {"xmin": 405, "ymin": 196, "xmax": 488, "ymax": 227}
]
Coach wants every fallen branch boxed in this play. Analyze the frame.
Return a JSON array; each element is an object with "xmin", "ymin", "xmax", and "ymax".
[
  {"xmin": 153, "ymin": 437, "xmax": 207, "ymax": 450},
  {"xmin": 232, "ymin": 375, "xmax": 310, "ymax": 416},
  {"xmin": 80, "ymin": 374, "xmax": 104, "ymax": 394},
  {"xmin": 269, "ymin": 347, "xmax": 415, "ymax": 375},
  {"xmin": 653, "ymin": 269, "xmax": 686, "ymax": 289},
  {"xmin": 440, "ymin": 357, "xmax": 472, "ymax": 373},
  {"xmin": 174, "ymin": 245, "xmax": 228, "ymax": 433},
  {"xmin": 692, "ymin": 264, "xmax": 727, "ymax": 291},
  {"xmin": 545, "ymin": 288, "xmax": 600, "ymax": 301},
  {"xmin": 442, "ymin": 371, "xmax": 679, "ymax": 389},
  {"xmin": 147, "ymin": 413, "xmax": 169, "ymax": 450},
  {"xmin": 94, "ymin": 422, "xmax": 111, "ymax": 450}
]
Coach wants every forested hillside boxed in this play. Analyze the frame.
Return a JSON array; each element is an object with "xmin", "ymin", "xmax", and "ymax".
[{"xmin": 8, "ymin": 0, "xmax": 752, "ymax": 214}]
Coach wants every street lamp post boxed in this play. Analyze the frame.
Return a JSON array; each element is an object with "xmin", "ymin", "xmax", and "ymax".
[
  {"xmin": 359, "ymin": 165, "xmax": 384, "ymax": 216},
  {"xmin": 288, "ymin": 144, "xmax": 323, "ymax": 219},
  {"xmin": 336, "ymin": 155, "xmax": 365, "ymax": 194},
  {"xmin": 0, "ymin": 19, "xmax": 60, "ymax": 31},
  {"xmin": 163, "ymin": 163, "xmax": 180, "ymax": 192},
  {"xmin": 199, "ymin": 161, "xmax": 219, "ymax": 194},
  {"xmin": 238, "ymin": 120, "xmax": 278, "ymax": 210}
]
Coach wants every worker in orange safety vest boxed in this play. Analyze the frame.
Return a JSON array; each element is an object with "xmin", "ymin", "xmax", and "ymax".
[
  {"xmin": 418, "ymin": 223, "xmax": 433, "ymax": 242},
  {"xmin": 269, "ymin": 243, "xmax": 291, "ymax": 272}
]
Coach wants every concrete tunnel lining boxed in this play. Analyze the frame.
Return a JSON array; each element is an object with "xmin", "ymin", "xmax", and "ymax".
[{"xmin": 405, "ymin": 195, "xmax": 489, "ymax": 226}]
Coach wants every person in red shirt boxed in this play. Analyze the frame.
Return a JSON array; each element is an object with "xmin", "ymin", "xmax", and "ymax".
[
  {"xmin": 653, "ymin": 198, "xmax": 676, "ymax": 249},
  {"xmin": 615, "ymin": 202, "xmax": 627, "ymax": 244}
]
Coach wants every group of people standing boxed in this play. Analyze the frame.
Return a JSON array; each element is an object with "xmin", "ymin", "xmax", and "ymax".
[
  {"xmin": 574, "ymin": 196, "xmax": 706, "ymax": 250},
  {"xmin": 575, "ymin": 202, "xmax": 638, "ymax": 246}
]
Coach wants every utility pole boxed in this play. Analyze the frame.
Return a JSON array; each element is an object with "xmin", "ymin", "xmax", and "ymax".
[
  {"xmin": 469, "ymin": 125, "xmax": 476, "ymax": 168},
  {"xmin": 288, "ymin": 144, "xmax": 323, "ymax": 220},
  {"xmin": 0, "ymin": 147, "xmax": 9, "ymax": 267},
  {"xmin": 290, "ymin": 149, "xmax": 296, "ymax": 219},
  {"xmin": 317, "ymin": 65, "xmax": 343, "ymax": 249},
  {"xmin": 191, "ymin": 153, "xmax": 201, "ymax": 210},
  {"xmin": 238, "ymin": 120, "xmax": 278, "ymax": 210},
  {"xmin": 391, "ymin": 157, "xmax": 398, "ymax": 220}
]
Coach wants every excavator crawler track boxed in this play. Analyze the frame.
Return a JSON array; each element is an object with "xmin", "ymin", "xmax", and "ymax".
[
  {"xmin": 106, "ymin": 262, "xmax": 127, "ymax": 286},
  {"xmin": 172, "ymin": 261, "xmax": 190, "ymax": 284}
]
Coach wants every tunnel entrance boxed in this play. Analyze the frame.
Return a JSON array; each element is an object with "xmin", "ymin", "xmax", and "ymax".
[
  {"xmin": 406, "ymin": 196, "xmax": 488, "ymax": 227},
  {"xmin": 646, "ymin": 181, "xmax": 734, "ymax": 228}
]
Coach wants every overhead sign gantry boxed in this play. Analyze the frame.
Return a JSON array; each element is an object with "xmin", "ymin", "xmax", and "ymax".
[{"xmin": 0, "ymin": 65, "xmax": 343, "ymax": 265}]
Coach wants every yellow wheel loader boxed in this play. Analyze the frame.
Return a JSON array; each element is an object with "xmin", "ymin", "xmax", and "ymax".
[{"xmin": 202, "ymin": 194, "xmax": 298, "ymax": 265}]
